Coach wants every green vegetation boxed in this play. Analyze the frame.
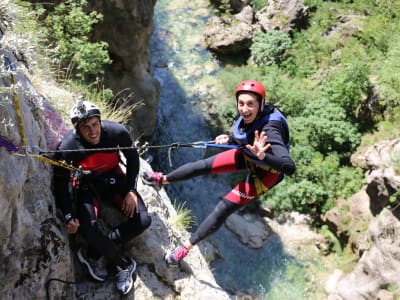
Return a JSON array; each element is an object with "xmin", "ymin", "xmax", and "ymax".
[
  {"xmin": 250, "ymin": 0, "xmax": 266, "ymax": 11},
  {"xmin": 214, "ymin": 0, "xmax": 400, "ymax": 219},
  {"xmin": 251, "ymin": 31, "xmax": 292, "ymax": 67},
  {"xmin": 171, "ymin": 200, "xmax": 196, "ymax": 231},
  {"xmin": 41, "ymin": 0, "xmax": 111, "ymax": 81}
]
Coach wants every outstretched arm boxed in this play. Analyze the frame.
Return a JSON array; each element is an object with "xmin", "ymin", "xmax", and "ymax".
[{"xmin": 257, "ymin": 121, "xmax": 296, "ymax": 175}]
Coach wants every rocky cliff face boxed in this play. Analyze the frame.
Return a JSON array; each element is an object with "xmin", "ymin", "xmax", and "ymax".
[
  {"xmin": 0, "ymin": 33, "xmax": 230, "ymax": 300},
  {"xmin": 324, "ymin": 139, "xmax": 400, "ymax": 299},
  {"xmin": 88, "ymin": 0, "xmax": 160, "ymax": 139}
]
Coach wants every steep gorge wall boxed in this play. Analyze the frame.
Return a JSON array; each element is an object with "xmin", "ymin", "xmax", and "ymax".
[
  {"xmin": 88, "ymin": 0, "xmax": 160, "ymax": 139},
  {"xmin": 0, "ymin": 47, "xmax": 230, "ymax": 299},
  {"xmin": 0, "ymin": 49, "xmax": 73, "ymax": 300}
]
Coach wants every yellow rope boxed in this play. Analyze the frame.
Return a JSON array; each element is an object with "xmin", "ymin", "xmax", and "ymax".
[
  {"xmin": 10, "ymin": 72, "xmax": 27, "ymax": 146},
  {"xmin": 29, "ymin": 154, "xmax": 76, "ymax": 171}
]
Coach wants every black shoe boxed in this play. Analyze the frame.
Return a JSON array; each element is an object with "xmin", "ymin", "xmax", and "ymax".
[{"xmin": 77, "ymin": 248, "xmax": 108, "ymax": 282}]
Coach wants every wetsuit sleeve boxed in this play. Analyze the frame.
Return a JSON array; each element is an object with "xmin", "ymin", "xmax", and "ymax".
[
  {"xmin": 261, "ymin": 120, "xmax": 296, "ymax": 175},
  {"xmin": 117, "ymin": 127, "xmax": 140, "ymax": 192},
  {"xmin": 53, "ymin": 139, "xmax": 74, "ymax": 222}
]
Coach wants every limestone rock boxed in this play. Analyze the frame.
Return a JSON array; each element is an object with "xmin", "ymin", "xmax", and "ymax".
[
  {"xmin": 271, "ymin": 211, "xmax": 325, "ymax": 250},
  {"xmin": 364, "ymin": 139, "xmax": 400, "ymax": 215},
  {"xmin": 0, "ymin": 49, "xmax": 73, "ymax": 300},
  {"xmin": 88, "ymin": 0, "xmax": 160, "ymax": 138},
  {"xmin": 255, "ymin": 0, "xmax": 310, "ymax": 34},
  {"xmin": 204, "ymin": 13, "xmax": 255, "ymax": 55},
  {"xmin": 0, "ymin": 48, "xmax": 230, "ymax": 300},
  {"xmin": 225, "ymin": 210, "xmax": 272, "ymax": 248},
  {"xmin": 325, "ymin": 209, "xmax": 400, "ymax": 300},
  {"xmin": 204, "ymin": 0, "xmax": 310, "ymax": 56}
]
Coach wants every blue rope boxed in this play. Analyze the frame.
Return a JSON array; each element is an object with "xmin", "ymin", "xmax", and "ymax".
[{"xmin": 203, "ymin": 142, "xmax": 240, "ymax": 149}]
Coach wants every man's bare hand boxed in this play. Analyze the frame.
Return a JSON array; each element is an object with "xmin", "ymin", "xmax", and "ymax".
[
  {"xmin": 122, "ymin": 191, "xmax": 139, "ymax": 218},
  {"xmin": 67, "ymin": 218, "xmax": 80, "ymax": 234}
]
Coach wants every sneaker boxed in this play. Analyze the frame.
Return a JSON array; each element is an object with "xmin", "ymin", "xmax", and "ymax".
[
  {"xmin": 116, "ymin": 257, "xmax": 137, "ymax": 295},
  {"xmin": 142, "ymin": 171, "xmax": 164, "ymax": 190},
  {"xmin": 164, "ymin": 245, "xmax": 189, "ymax": 266},
  {"xmin": 77, "ymin": 248, "xmax": 108, "ymax": 282}
]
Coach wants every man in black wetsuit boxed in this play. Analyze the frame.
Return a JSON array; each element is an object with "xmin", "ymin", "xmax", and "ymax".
[
  {"xmin": 53, "ymin": 100, "xmax": 151, "ymax": 295},
  {"xmin": 142, "ymin": 80, "xmax": 295, "ymax": 266}
]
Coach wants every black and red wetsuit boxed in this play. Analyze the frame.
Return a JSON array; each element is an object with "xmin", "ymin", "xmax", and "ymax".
[
  {"xmin": 164, "ymin": 105, "xmax": 295, "ymax": 245},
  {"xmin": 54, "ymin": 120, "xmax": 151, "ymax": 267}
]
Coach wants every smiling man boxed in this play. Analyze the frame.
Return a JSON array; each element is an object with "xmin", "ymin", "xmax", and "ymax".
[{"xmin": 53, "ymin": 100, "xmax": 151, "ymax": 295}]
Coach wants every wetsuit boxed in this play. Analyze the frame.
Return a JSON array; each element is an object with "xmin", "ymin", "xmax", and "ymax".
[
  {"xmin": 165, "ymin": 105, "xmax": 295, "ymax": 245},
  {"xmin": 54, "ymin": 120, "xmax": 151, "ymax": 267}
]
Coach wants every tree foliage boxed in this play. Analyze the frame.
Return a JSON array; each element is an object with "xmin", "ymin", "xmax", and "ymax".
[
  {"xmin": 250, "ymin": 31, "xmax": 292, "ymax": 67},
  {"xmin": 43, "ymin": 0, "xmax": 111, "ymax": 80},
  {"xmin": 291, "ymin": 98, "xmax": 361, "ymax": 159},
  {"xmin": 320, "ymin": 63, "xmax": 370, "ymax": 119}
]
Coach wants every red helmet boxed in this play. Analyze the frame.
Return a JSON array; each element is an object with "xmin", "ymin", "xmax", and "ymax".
[{"xmin": 235, "ymin": 80, "xmax": 266, "ymax": 101}]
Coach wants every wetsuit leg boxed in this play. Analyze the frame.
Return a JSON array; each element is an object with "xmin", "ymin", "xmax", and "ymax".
[
  {"xmin": 77, "ymin": 187, "xmax": 129, "ymax": 268},
  {"xmin": 189, "ymin": 199, "xmax": 241, "ymax": 245},
  {"xmin": 166, "ymin": 149, "xmax": 245, "ymax": 182},
  {"xmin": 113, "ymin": 193, "xmax": 152, "ymax": 243}
]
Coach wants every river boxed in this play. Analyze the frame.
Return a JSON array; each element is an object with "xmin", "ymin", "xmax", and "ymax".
[{"xmin": 149, "ymin": 0, "xmax": 318, "ymax": 298}]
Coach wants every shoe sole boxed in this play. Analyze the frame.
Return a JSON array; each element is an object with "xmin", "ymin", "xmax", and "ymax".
[
  {"xmin": 118, "ymin": 258, "xmax": 137, "ymax": 295},
  {"xmin": 77, "ymin": 249, "xmax": 106, "ymax": 282}
]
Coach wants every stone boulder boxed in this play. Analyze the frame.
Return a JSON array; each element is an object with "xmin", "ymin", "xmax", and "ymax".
[
  {"xmin": 204, "ymin": 7, "xmax": 256, "ymax": 55},
  {"xmin": 225, "ymin": 209, "xmax": 272, "ymax": 248},
  {"xmin": 255, "ymin": 0, "xmax": 310, "ymax": 35},
  {"xmin": 325, "ymin": 209, "xmax": 400, "ymax": 299},
  {"xmin": 361, "ymin": 139, "xmax": 400, "ymax": 215},
  {"xmin": 204, "ymin": 0, "xmax": 310, "ymax": 56}
]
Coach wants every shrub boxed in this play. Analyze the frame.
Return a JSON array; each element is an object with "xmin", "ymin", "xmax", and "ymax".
[
  {"xmin": 250, "ymin": 0, "xmax": 266, "ymax": 11},
  {"xmin": 290, "ymin": 98, "xmax": 361, "ymax": 159},
  {"xmin": 320, "ymin": 63, "xmax": 370, "ymax": 119},
  {"xmin": 392, "ymin": 147, "xmax": 400, "ymax": 175},
  {"xmin": 375, "ymin": 37, "xmax": 400, "ymax": 114},
  {"xmin": 262, "ymin": 177, "xmax": 328, "ymax": 215},
  {"xmin": 43, "ymin": 0, "xmax": 111, "ymax": 80},
  {"xmin": 171, "ymin": 201, "xmax": 196, "ymax": 231},
  {"xmin": 251, "ymin": 31, "xmax": 292, "ymax": 67}
]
